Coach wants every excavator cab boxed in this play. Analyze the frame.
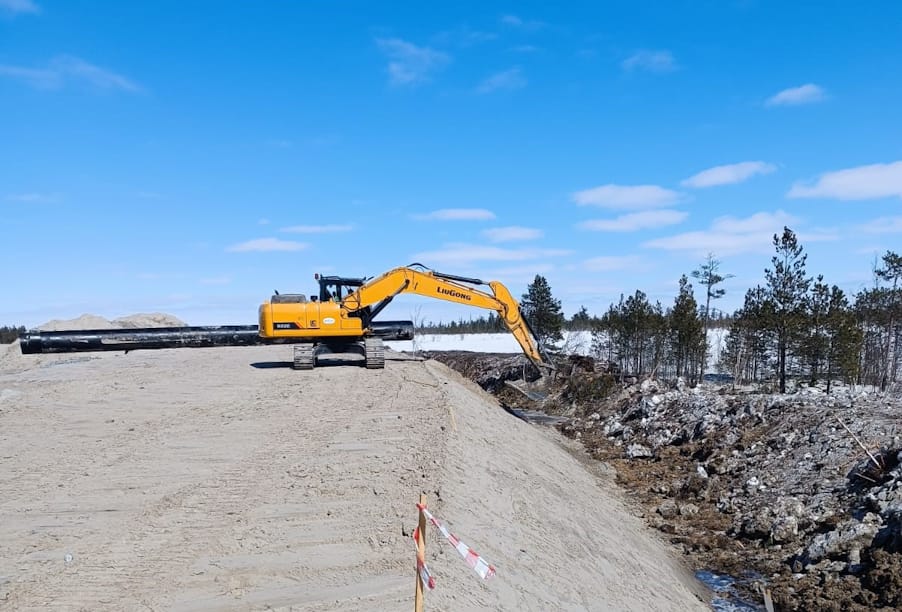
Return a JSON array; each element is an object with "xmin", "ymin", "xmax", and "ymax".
[{"xmin": 315, "ymin": 274, "xmax": 367, "ymax": 303}]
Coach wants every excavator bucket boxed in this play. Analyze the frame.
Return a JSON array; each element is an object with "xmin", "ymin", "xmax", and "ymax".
[
  {"xmin": 504, "ymin": 378, "xmax": 550, "ymax": 402},
  {"xmin": 503, "ymin": 360, "xmax": 555, "ymax": 402}
]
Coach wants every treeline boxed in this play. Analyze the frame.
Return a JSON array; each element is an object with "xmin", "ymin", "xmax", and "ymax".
[
  {"xmin": 418, "ymin": 313, "xmax": 508, "ymax": 334},
  {"xmin": 418, "ymin": 228, "xmax": 901, "ymax": 392},
  {"xmin": 1, "ymin": 326, "xmax": 25, "ymax": 344},
  {"xmin": 721, "ymin": 232, "xmax": 900, "ymax": 391},
  {"xmin": 591, "ymin": 232, "xmax": 900, "ymax": 391},
  {"xmin": 419, "ymin": 300, "xmax": 732, "ymax": 335}
]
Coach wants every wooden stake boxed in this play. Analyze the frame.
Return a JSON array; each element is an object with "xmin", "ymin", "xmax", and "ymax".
[
  {"xmin": 414, "ymin": 494, "xmax": 427, "ymax": 612},
  {"xmin": 835, "ymin": 416, "xmax": 882, "ymax": 469}
]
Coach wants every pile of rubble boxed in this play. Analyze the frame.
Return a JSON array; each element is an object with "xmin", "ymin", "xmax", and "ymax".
[
  {"xmin": 428, "ymin": 351, "xmax": 902, "ymax": 610},
  {"xmin": 558, "ymin": 374, "xmax": 902, "ymax": 610}
]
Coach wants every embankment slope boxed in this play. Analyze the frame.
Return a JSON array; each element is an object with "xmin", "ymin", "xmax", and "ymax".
[{"xmin": 0, "ymin": 345, "xmax": 708, "ymax": 611}]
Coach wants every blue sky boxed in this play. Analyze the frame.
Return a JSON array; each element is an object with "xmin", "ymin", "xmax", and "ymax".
[{"xmin": 2, "ymin": 1, "xmax": 901, "ymax": 328}]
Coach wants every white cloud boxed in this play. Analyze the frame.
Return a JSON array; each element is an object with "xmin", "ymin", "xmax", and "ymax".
[
  {"xmin": 787, "ymin": 161, "xmax": 902, "ymax": 200},
  {"xmin": 622, "ymin": 50, "xmax": 677, "ymax": 73},
  {"xmin": 0, "ymin": 65, "xmax": 57, "ymax": 88},
  {"xmin": 765, "ymin": 83, "xmax": 826, "ymax": 107},
  {"xmin": 476, "ymin": 68, "xmax": 526, "ymax": 94},
  {"xmin": 500, "ymin": 14, "xmax": 544, "ymax": 30},
  {"xmin": 415, "ymin": 208, "xmax": 496, "ymax": 221},
  {"xmin": 6, "ymin": 192, "xmax": 59, "ymax": 203},
  {"xmin": 681, "ymin": 161, "xmax": 777, "ymax": 188},
  {"xmin": 0, "ymin": 0, "xmax": 39, "ymax": 14},
  {"xmin": 0, "ymin": 55, "xmax": 140, "ymax": 91},
  {"xmin": 280, "ymin": 224, "xmax": 353, "ymax": 234},
  {"xmin": 411, "ymin": 242, "xmax": 570, "ymax": 265},
  {"xmin": 573, "ymin": 184, "xmax": 682, "ymax": 210},
  {"xmin": 578, "ymin": 209, "xmax": 688, "ymax": 232},
  {"xmin": 583, "ymin": 255, "xmax": 642, "ymax": 271},
  {"xmin": 375, "ymin": 38, "xmax": 450, "ymax": 85},
  {"xmin": 482, "ymin": 226, "xmax": 543, "ymax": 242},
  {"xmin": 857, "ymin": 216, "xmax": 902, "ymax": 234},
  {"xmin": 643, "ymin": 210, "xmax": 809, "ymax": 256},
  {"xmin": 226, "ymin": 238, "xmax": 308, "ymax": 252}
]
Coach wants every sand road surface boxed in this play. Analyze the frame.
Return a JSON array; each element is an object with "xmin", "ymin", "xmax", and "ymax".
[{"xmin": 0, "ymin": 342, "xmax": 710, "ymax": 611}]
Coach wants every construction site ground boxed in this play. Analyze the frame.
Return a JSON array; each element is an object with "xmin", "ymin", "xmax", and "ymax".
[{"xmin": 0, "ymin": 343, "xmax": 711, "ymax": 611}]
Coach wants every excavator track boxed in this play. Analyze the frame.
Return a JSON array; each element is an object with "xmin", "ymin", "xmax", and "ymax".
[
  {"xmin": 292, "ymin": 344, "xmax": 315, "ymax": 370},
  {"xmin": 364, "ymin": 337, "xmax": 385, "ymax": 369}
]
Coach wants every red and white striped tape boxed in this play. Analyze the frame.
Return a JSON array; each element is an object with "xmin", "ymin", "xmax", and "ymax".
[
  {"xmin": 412, "ymin": 527, "xmax": 436, "ymax": 591},
  {"xmin": 416, "ymin": 503, "xmax": 496, "ymax": 581}
]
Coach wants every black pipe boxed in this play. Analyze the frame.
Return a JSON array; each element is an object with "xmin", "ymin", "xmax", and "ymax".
[
  {"xmin": 370, "ymin": 320, "xmax": 414, "ymax": 341},
  {"xmin": 19, "ymin": 321, "xmax": 415, "ymax": 354}
]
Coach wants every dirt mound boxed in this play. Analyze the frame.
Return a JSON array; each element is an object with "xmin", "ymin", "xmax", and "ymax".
[
  {"xmin": 0, "ymin": 340, "xmax": 21, "ymax": 369},
  {"xmin": 38, "ymin": 312, "xmax": 186, "ymax": 331},
  {"xmin": 111, "ymin": 312, "xmax": 186, "ymax": 328},
  {"xmin": 38, "ymin": 314, "xmax": 115, "ymax": 331}
]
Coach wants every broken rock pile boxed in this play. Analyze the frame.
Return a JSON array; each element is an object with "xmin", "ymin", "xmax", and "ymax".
[{"xmin": 559, "ymin": 377, "xmax": 902, "ymax": 610}]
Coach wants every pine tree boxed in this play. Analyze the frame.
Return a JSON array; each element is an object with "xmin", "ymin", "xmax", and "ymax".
[
  {"xmin": 824, "ymin": 286, "xmax": 861, "ymax": 392},
  {"xmin": 875, "ymin": 250, "xmax": 902, "ymax": 389},
  {"xmin": 802, "ymin": 275, "xmax": 830, "ymax": 383},
  {"xmin": 592, "ymin": 298, "xmax": 624, "ymax": 373},
  {"xmin": 669, "ymin": 275, "xmax": 705, "ymax": 382},
  {"xmin": 520, "ymin": 274, "xmax": 565, "ymax": 351},
  {"xmin": 569, "ymin": 306, "xmax": 592, "ymax": 331},
  {"xmin": 720, "ymin": 286, "xmax": 773, "ymax": 383},
  {"xmin": 764, "ymin": 227, "xmax": 811, "ymax": 393},
  {"xmin": 691, "ymin": 253, "xmax": 733, "ymax": 376}
]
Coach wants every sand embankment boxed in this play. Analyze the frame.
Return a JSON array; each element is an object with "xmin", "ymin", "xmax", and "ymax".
[{"xmin": 0, "ymin": 343, "xmax": 709, "ymax": 611}]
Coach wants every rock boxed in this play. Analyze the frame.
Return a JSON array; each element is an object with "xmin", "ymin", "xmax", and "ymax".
[
  {"xmin": 802, "ymin": 514, "xmax": 882, "ymax": 566},
  {"xmin": 626, "ymin": 444, "xmax": 653, "ymax": 459},
  {"xmin": 657, "ymin": 500, "xmax": 678, "ymax": 519},
  {"xmin": 771, "ymin": 515, "xmax": 799, "ymax": 543},
  {"xmin": 679, "ymin": 503, "xmax": 699, "ymax": 517},
  {"xmin": 639, "ymin": 378, "xmax": 659, "ymax": 394},
  {"xmin": 739, "ymin": 508, "xmax": 774, "ymax": 540}
]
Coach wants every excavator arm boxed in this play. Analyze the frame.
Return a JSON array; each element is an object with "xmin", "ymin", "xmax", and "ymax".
[{"xmin": 342, "ymin": 264, "xmax": 555, "ymax": 373}]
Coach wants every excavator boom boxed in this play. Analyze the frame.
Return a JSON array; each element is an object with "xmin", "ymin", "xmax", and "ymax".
[{"xmin": 342, "ymin": 264, "xmax": 555, "ymax": 374}]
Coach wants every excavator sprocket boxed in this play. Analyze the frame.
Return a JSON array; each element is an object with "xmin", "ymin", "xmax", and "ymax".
[{"xmin": 364, "ymin": 337, "xmax": 385, "ymax": 369}]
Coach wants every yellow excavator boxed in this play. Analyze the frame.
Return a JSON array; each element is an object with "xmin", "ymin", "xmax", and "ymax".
[{"xmin": 258, "ymin": 263, "xmax": 555, "ymax": 374}]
